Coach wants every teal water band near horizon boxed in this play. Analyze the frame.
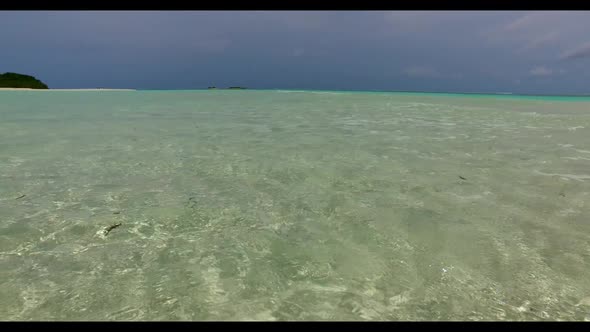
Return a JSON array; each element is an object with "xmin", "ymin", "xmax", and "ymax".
[
  {"xmin": 125, "ymin": 88, "xmax": 590, "ymax": 102},
  {"xmin": 4, "ymin": 88, "xmax": 590, "ymax": 102}
]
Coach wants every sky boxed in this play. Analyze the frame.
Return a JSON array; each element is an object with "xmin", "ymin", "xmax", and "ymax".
[{"xmin": 1, "ymin": 11, "xmax": 590, "ymax": 94}]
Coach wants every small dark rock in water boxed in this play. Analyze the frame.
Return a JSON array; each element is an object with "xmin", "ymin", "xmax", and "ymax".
[
  {"xmin": 459, "ymin": 176, "xmax": 467, "ymax": 180},
  {"xmin": 113, "ymin": 211, "xmax": 121, "ymax": 215},
  {"xmin": 104, "ymin": 223, "xmax": 122, "ymax": 236}
]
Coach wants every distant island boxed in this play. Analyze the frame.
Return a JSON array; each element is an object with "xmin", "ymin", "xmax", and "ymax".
[
  {"xmin": 0, "ymin": 72, "xmax": 48, "ymax": 89},
  {"xmin": 207, "ymin": 86, "xmax": 246, "ymax": 90}
]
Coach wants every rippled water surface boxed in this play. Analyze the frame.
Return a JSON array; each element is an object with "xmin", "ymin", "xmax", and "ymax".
[{"xmin": 1, "ymin": 90, "xmax": 590, "ymax": 320}]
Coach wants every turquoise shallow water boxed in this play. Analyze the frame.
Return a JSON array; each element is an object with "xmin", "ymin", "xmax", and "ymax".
[{"xmin": 1, "ymin": 90, "xmax": 590, "ymax": 320}]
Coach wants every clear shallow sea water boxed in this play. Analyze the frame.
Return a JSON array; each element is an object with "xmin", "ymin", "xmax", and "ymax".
[{"xmin": 1, "ymin": 90, "xmax": 590, "ymax": 321}]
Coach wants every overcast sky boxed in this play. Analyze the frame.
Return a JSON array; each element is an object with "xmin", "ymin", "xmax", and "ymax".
[{"xmin": 1, "ymin": 11, "xmax": 590, "ymax": 94}]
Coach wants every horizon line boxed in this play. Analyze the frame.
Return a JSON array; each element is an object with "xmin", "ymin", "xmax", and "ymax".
[
  {"xmin": 138, "ymin": 88, "xmax": 590, "ymax": 98},
  {"xmin": 5, "ymin": 87, "xmax": 590, "ymax": 98}
]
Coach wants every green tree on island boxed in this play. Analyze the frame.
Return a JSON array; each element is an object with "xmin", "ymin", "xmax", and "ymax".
[{"xmin": 0, "ymin": 72, "xmax": 49, "ymax": 89}]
